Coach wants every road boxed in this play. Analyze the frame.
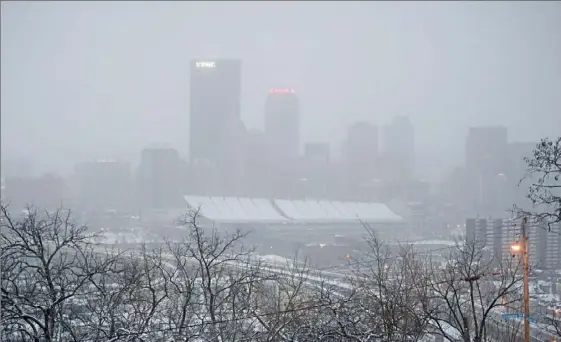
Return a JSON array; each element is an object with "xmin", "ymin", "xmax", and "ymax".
[{"xmin": 92, "ymin": 245, "xmax": 559, "ymax": 342}]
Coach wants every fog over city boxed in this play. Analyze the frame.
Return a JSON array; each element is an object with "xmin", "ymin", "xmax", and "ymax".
[
  {"xmin": 2, "ymin": 2, "xmax": 560, "ymax": 176},
  {"xmin": 1, "ymin": 2, "xmax": 561, "ymax": 342}
]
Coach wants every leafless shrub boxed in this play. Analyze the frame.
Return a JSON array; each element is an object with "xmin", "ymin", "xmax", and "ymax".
[
  {"xmin": 250, "ymin": 253, "xmax": 317, "ymax": 341},
  {"xmin": 418, "ymin": 240, "xmax": 523, "ymax": 342},
  {"xmin": 544, "ymin": 314, "xmax": 561, "ymax": 338},
  {"xmin": 299, "ymin": 226, "xmax": 430, "ymax": 342},
  {"xmin": 516, "ymin": 136, "xmax": 561, "ymax": 229},
  {"xmin": 164, "ymin": 209, "xmax": 268, "ymax": 341},
  {"xmin": 0, "ymin": 204, "xmax": 117, "ymax": 341}
]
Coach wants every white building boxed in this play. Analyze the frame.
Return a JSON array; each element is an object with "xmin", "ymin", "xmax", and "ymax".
[{"xmin": 466, "ymin": 218, "xmax": 561, "ymax": 270}]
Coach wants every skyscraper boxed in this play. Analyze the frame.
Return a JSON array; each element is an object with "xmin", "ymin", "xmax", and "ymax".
[
  {"xmin": 189, "ymin": 59, "xmax": 241, "ymax": 164},
  {"xmin": 381, "ymin": 116, "xmax": 415, "ymax": 181},
  {"xmin": 344, "ymin": 122, "xmax": 379, "ymax": 185},
  {"xmin": 465, "ymin": 126, "xmax": 508, "ymax": 216},
  {"xmin": 264, "ymin": 88, "xmax": 300, "ymax": 162},
  {"xmin": 137, "ymin": 147, "xmax": 181, "ymax": 210},
  {"xmin": 506, "ymin": 141, "xmax": 536, "ymax": 207},
  {"xmin": 241, "ymin": 129, "xmax": 270, "ymax": 197}
]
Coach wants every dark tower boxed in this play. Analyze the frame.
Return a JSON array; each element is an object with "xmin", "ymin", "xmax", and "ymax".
[{"xmin": 189, "ymin": 59, "xmax": 242, "ymax": 164}]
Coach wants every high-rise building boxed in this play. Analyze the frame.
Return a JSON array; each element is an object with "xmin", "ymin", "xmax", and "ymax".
[
  {"xmin": 465, "ymin": 218, "xmax": 561, "ymax": 270},
  {"xmin": 506, "ymin": 142, "xmax": 537, "ymax": 208},
  {"xmin": 74, "ymin": 160, "xmax": 131, "ymax": 213},
  {"xmin": 304, "ymin": 142, "xmax": 330, "ymax": 164},
  {"xmin": 344, "ymin": 122, "xmax": 379, "ymax": 186},
  {"xmin": 264, "ymin": 88, "xmax": 300, "ymax": 163},
  {"xmin": 301, "ymin": 142, "xmax": 331, "ymax": 199},
  {"xmin": 244, "ymin": 129, "xmax": 269, "ymax": 197},
  {"xmin": 137, "ymin": 147, "xmax": 181, "ymax": 211},
  {"xmin": 4, "ymin": 174, "xmax": 66, "ymax": 213},
  {"xmin": 381, "ymin": 116, "xmax": 414, "ymax": 182},
  {"xmin": 189, "ymin": 59, "xmax": 242, "ymax": 164},
  {"xmin": 536, "ymin": 222, "xmax": 561, "ymax": 270},
  {"xmin": 465, "ymin": 126, "xmax": 508, "ymax": 216}
]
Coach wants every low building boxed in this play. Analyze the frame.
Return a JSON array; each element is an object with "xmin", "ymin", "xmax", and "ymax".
[{"xmin": 182, "ymin": 196, "xmax": 406, "ymax": 265}]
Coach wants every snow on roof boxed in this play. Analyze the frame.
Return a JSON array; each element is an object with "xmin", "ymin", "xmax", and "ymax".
[
  {"xmin": 275, "ymin": 199, "xmax": 403, "ymax": 223},
  {"xmin": 184, "ymin": 196, "xmax": 288, "ymax": 224},
  {"xmin": 251, "ymin": 198, "xmax": 287, "ymax": 221},
  {"xmin": 184, "ymin": 196, "xmax": 403, "ymax": 224}
]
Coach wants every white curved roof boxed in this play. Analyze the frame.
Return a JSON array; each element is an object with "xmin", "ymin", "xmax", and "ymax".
[
  {"xmin": 183, "ymin": 196, "xmax": 403, "ymax": 224},
  {"xmin": 250, "ymin": 198, "xmax": 287, "ymax": 221},
  {"xmin": 184, "ymin": 196, "xmax": 288, "ymax": 223},
  {"xmin": 274, "ymin": 199, "xmax": 403, "ymax": 223},
  {"xmin": 330, "ymin": 201, "xmax": 356, "ymax": 220},
  {"xmin": 318, "ymin": 201, "xmax": 345, "ymax": 221}
]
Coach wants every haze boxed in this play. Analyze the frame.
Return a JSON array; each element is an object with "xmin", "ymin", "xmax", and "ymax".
[
  {"xmin": 2, "ymin": 1, "xmax": 560, "ymax": 178},
  {"xmin": 2, "ymin": 4, "xmax": 561, "ymax": 340}
]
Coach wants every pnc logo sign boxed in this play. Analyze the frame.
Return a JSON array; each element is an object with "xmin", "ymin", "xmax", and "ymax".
[{"xmin": 196, "ymin": 61, "xmax": 216, "ymax": 68}]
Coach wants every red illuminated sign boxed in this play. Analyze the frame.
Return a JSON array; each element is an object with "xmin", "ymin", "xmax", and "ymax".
[{"xmin": 268, "ymin": 88, "xmax": 295, "ymax": 94}]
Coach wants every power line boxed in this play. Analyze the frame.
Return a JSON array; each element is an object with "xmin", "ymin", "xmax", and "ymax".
[{"xmin": 74, "ymin": 268, "xmax": 516, "ymax": 341}]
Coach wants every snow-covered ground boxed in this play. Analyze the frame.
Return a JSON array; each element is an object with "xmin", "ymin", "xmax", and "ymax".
[
  {"xmin": 258, "ymin": 254, "xmax": 291, "ymax": 265},
  {"xmin": 88, "ymin": 230, "xmax": 183, "ymax": 245}
]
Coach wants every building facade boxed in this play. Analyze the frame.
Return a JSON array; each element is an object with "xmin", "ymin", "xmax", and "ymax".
[
  {"xmin": 137, "ymin": 147, "xmax": 181, "ymax": 211},
  {"xmin": 466, "ymin": 218, "xmax": 561, "ymax": 270},
  {"xmin": 381, "ymin": 116, "xmax": 414, "ymax": 182},
  {"xmin": 264, "ymin": 88, "xmax": 300, "ymax": 163},
  {"xmin": 344, "ymin": 122, "xmax": 379, "ymax": 186},
  {"xmin": 189, "ymin": 59, "xmax": 242, "ymax": 164},
  {"xmin": 465, "ymin": 126, "xmax": 508, "ymax": 216}
]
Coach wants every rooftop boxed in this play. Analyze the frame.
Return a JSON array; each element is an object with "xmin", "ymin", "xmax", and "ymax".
[{"xmin": 183, "ymin": 196, "xmax": 403, "ymax": 224}]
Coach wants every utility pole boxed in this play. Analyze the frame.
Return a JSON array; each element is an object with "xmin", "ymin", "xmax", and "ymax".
[
  {"xmin": 511, "ymin": 217, "xmax": 531, "ymax": 342},
  {"xmin": 521, "ymin": 216, "xmax": 531, "ymax": 342}
]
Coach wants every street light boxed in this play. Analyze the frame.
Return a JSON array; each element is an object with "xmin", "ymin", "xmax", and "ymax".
[
  {"xmin": 511, "ymin": 217, "xmax": 530, "ymax": 342},
  {"xmin": 511, "ymin": 241, "xmax": 521, "ymax": 253}
]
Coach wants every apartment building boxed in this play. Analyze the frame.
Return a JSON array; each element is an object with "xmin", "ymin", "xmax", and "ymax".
[{"xmin": 466, "ymin": 218, "xmax": 560, "ymax": 270}]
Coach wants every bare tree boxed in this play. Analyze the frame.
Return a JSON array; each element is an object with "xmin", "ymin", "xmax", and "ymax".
[
  {"xmin": 485, "ymin": 316, "xmax": 522, "ymax": 342},
  {"xmin": 249, "ymin": 253, "xmax": 319, "ymax": 341},
  {"xmin": 518, "ymin": 136, "xmax": 561, "ymax": 229},
  {"xmin": 0, "ymin": 205, "xmax": 116, "ymax": 341},
  {"xmin": 165, "ymin": 209, "xmax": 268, "ymax": 342},
  {"xmin": 302, "ymin": 278, "xmax": 365, "ymax": 341},
  {"xmin": 516, "ymin": 136, "xmax": 561, "ymax": 338},
  {"xmin": 418, "ymin": 240, "xmax": 523, "ymax": 342},
  {"xmin": 544, "ymin": 314, "xmax": 561, "ymax": 338},
  {"xmin": 81, "ymin": 245, "xmax": 171, "ymax": 342},
  {"xmin": 160, "ymin": 239, "xmax": 200, "ymax": 341},
  {"xmin": 339, "ymin": 228, "xmax": 429, "ymax": 342},
  {"xmin": 66, "ymin": 247, "xmax": 133, "ymax": 341},
  {"xmin": 293, "ymin": 227, "xmax": 430, "ymax": 342}
]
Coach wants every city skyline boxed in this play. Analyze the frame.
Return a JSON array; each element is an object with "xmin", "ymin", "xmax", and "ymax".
[
  {"xmin": 1, "ymin": 3, "xmax": 560, "ymax": 341},
  {"xmin": 2, "ymin": 2, "xmax": 560, "ymax": 177}
]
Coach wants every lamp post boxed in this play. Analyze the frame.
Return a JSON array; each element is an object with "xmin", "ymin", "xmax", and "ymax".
[{"xmin": 511, "ymin": 216, "xmax": 530, "ymax": 342}]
